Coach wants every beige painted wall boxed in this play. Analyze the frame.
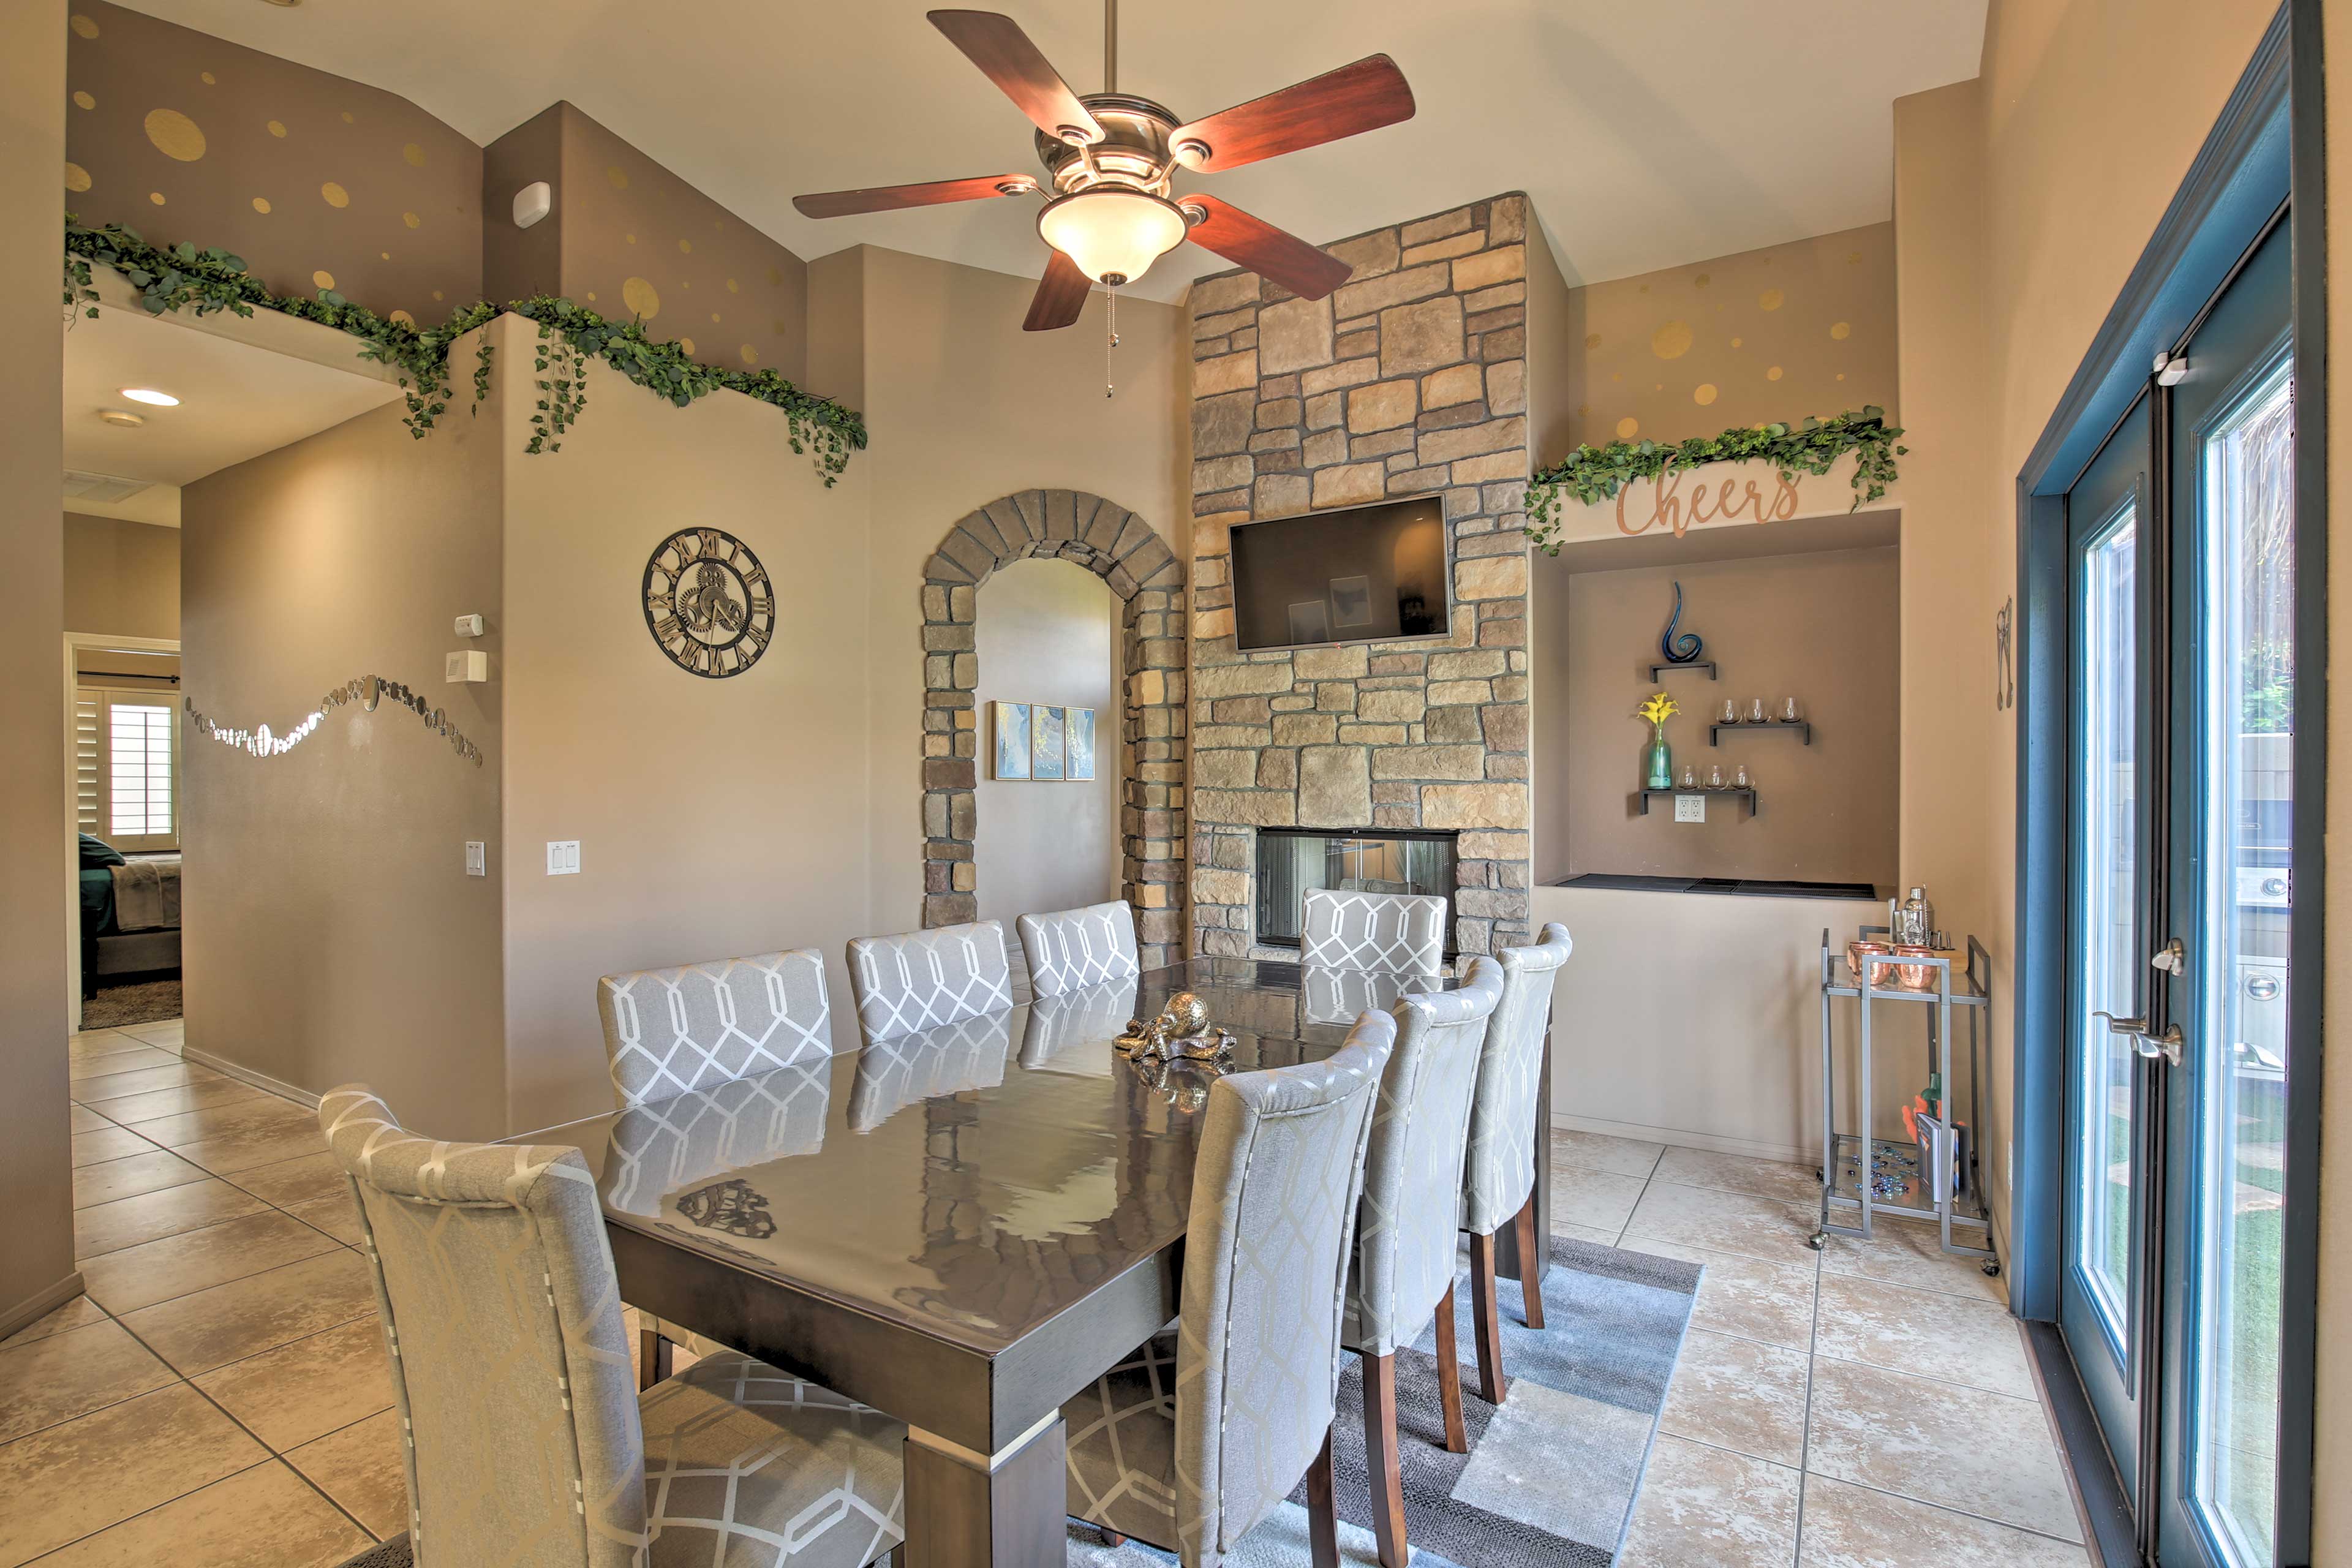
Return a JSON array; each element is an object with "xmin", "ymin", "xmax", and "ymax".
[
  {"xmin": 64, "ymin": 511, "xmax": 178, "ymax": 639},
  {"xmin": 0, "ymin": 0, "xmax": 77, "ymax": 1336},
  {"xmin": 180, "ymin": 380, "xmax": 506, "ymax": 1137},
  {"xmin": 973, "ymin": 559, "xmax": 1121, "ymax": 929},
  {"xmin": 1558, "ymin": 548, "xmax": 1899, "ymax": 885}
]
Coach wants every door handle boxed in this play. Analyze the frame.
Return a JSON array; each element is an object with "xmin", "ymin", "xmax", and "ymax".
[
  {"xmin": 2092, "ymin": 1011, "xmax": 2185, "ymax": 1068},
  {"xmin": 2091, "ymin": 1009, "xmax": 2147, "ymax": 1036}
]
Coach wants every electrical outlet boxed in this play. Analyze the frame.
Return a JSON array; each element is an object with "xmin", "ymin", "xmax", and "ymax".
[
  {"xmin": 1673, "ymin": 793, "xmax": 1706, "ymax": 823},
  {"xmin": 546, "ymin": 840, "xmax": 581, "ymax": 875},
  {"xmin": 464, "ymin": 840, "xmax": 486, "ymax": 877}
]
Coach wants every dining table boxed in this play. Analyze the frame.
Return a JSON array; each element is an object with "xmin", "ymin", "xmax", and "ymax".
[{"xmin": 511, "ymin": 954, "xmax": 1551, "ymax": 1567}]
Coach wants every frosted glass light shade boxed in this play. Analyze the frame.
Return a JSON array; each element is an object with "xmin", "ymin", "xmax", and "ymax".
[{"xmin": 1037, "ymin": 189, "xmax": 1187, "ymax": 287}]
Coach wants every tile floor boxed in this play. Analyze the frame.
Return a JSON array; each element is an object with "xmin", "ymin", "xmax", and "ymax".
[{"xmin": 2, "ymin": 1024, "xmax": 2094, "ymax": 1566}]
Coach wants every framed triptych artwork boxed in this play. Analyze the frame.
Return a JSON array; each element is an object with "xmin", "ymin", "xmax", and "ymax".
[{"xmin": 989, "ymin": 701, "xmax": 1096, "ymax": 782}]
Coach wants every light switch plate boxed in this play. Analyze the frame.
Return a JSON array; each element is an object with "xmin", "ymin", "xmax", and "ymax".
[
  {"xmin": 1673, "ymin": 794, "xmax": 1706, "ymax": 823},
  {"xmin": 464, "ymin": 840, "xmax": 486, "ymax": 877},
  {"xmin": 546, "ymin": 840, "xmax": 580, "ymax": 875}
]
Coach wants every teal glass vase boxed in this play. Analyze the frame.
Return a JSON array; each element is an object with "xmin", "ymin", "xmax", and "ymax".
[{"xmin": 1645, "ymin": 724, "xmax": 1672, "ymax": 790}]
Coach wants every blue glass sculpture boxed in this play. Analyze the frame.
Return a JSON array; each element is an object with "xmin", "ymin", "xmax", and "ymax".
[{"xmin": 1659, "ymin": 581, "xmax": 1705, "ymax": 665}]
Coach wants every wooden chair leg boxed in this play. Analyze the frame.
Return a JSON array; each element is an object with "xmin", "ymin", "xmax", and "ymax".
[
  {"xmin": 1514, "ymin": 1193, "xmax": 1547, "ymax": 1330},
  {"xmin": 1469, "ymin": 1231, "xmax": 1507, "ymax": 1406},
  {"xmin": 1099, "ymin": 1529, "xmax": 1128, "ymax": 1547},
  {"xmin": 638, "ymin": 1325, "xmax": 674, "ymax": 1392},
  {"xmin": 1360, "ymin": 1350, "xmax": 1409, "ymax": 1568},
  {"xmin": 1305, "ymin": 1426, "xmax": 1341, "ymax": 1568},
  {"xmin": 1432, "ymin": 1279, "xmax": 1469, "ymax": 1453}
]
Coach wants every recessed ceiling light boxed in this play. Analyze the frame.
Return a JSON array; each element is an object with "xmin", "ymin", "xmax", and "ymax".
[
  {"xmin": 98, "ymin": 409, "xmax": 146, "ymax": 428},
  {"xmin": 119, "ymin": 387, "xmax": 179, "ymax": 406}
]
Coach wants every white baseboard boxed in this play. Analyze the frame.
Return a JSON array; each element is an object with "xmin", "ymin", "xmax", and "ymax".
[
  {"xmin": 1551, "ymin": 1110, "xmax": 1815, "ymax": 1170},
  {"xmin": 0, "ymin": 1271, "xmax": 88, "ymax": 1343},
  {"xmin": 183, "ymin": 1047, "xmax": 320, "ymax": 1110}
]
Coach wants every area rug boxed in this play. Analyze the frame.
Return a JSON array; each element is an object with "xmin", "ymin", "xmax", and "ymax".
[{"xmin": 78, "ymin": 979, "xmax": 179, "ymax": 1031}]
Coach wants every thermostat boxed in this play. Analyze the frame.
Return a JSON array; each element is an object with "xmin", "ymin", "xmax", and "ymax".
[
  {"xmin": 446, "ymin": 650, "xmax": 489, "ymax": 683},
  {"xmin": 453, "ymin": 614, "xmax": 485, "ymax": 638}
]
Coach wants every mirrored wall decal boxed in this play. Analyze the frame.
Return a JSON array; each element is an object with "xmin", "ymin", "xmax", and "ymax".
[
  {"xmin": 184, "ymin": 676, "xmax": 484, "ymax": 767},
  {"xmin": 1032, "ymin": 704, "xmax": 1066, "ymax": 781},
  {"xmin": 1066, "ymin": 707, "xmax": 1096, "ymax": 782},
  {"xmin": 644, "ymin": 527, "xmax": 774, "ymax": 679},
  {"xmin": 992, "ymin": 701, "xmax": 1031, "ymax": 780}
]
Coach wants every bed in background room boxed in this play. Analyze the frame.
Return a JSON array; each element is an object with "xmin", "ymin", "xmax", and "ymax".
[{"xmin": 79, "ymin": 832, "xmax": 181, "ymax": 997}]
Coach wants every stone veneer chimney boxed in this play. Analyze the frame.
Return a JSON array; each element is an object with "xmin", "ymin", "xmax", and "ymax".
[{"xmin": 1187, "ymin": 194, "xmax": 1536, "ymax": 959}]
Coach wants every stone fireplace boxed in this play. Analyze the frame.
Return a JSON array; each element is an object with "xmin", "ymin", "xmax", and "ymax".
[
  {"xmin": 1253, "ymin": 827, "xmax": 1461, "ymax": 954},
  {"xmin": 1187, "ymin": 194, "xmax": 1536, "ymax": 959}
]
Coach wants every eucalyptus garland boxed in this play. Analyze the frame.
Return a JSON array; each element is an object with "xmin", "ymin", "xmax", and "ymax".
[
  {"xmin": 1524, "ymin": 407, "xmax": 1905, "ymax": 554},
  {"xmin": 62, "ymin": 216, "xmax": 866, "ymax": 481}
]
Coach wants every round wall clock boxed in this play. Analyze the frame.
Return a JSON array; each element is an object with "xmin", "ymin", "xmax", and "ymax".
[{"xmin": 642, "ymin": 527, "xmax": 774, "ymax": 679}]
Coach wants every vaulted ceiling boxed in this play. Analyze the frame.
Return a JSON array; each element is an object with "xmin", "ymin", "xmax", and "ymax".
[{"xmin": 115, "ymin": 0, "xmax": 1986, "ymax": 300}]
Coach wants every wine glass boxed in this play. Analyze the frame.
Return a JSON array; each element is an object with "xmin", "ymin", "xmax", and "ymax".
[
  {"xmin": 1781, "ymin": 696, "xmax": 1803, "ymax": 724},
  {"xmin": 1706, "ymin": 763, "xmax": 1727, "ymax": 790},
  {"xmin": 1734, "ymin": 763, "xmax": 1752, "ymax": 789},
  {"xmin": 1746, "ymin": 697, "xmax": 1768, "ymax": 724},
  {"xmin": 1719, "ymin": 698, "xmax": 1740, "ymax": 725},
  {"xmin": 1679, "ymin": 763, "xmax": 1697, "ymax": 788}
]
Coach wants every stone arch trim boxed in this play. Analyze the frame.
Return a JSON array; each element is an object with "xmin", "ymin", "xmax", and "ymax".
[{"xmin": 918, "ymin": 489, "xmax": 1189, "ymax": 967}]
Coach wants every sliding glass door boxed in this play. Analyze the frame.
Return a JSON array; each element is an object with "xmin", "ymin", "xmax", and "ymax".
[{"xmin": 2059, "ymin": 216, "xmax": 2298, "ymax": 1567}]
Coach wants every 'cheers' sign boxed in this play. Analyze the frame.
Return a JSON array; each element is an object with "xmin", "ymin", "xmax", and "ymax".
[{"xmin": 1615, "ymin": 466, "xmax": 1805, "ymax": 538}]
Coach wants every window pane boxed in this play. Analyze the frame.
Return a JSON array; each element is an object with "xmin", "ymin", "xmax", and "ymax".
[
  {"xmin": 107, "ymin": 703, "xmax": 174, "ymax": 839},
  {"xmin": 2192, "ymin": 358, "xmax": 2293, "ymax": 1566},
  {"xmin": 2076, "ymin": 504, "xmax": 2138, "ymax": 1341}
]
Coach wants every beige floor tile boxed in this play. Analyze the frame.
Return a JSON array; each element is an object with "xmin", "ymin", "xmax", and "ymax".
[
  {"xmin": 1551, "ymin": 1126, "xmax": 1666, "ymax": 1178},
  {"xmin": 1806, "ymin": 1356, "xmax": 2081, "ymax": 1541},
  {"xmin": 72, "ymin": 1148, "xmax": 209, "ymax": 1210},
  {"xmin": 287, "ymin": 1409, "xmax": 407, "ymax": 1542},
  {"xmin": 282, "ymin": 1191, "xmax": 364, "ymax": 1246},
  {"xmin": 227, "ymin": 1152, "xmax": 347, "ymax": 1210},
  {"xmin": 119, "ymin": 1019, "xmax": 186, "ymax": 1050},
  {"xmin": 1798, "ymin": 1473, "xmax": 2093, "ymax": 1567},
  {"xmin": 1555, "ymin": 1221, "xmax": 1621, "ymax": 1248},
  {"xmin": 134, "ymin": 1095, "xmax": 317, "ymax": 1152},
  {"xmin": 1814, "ymin": 1273, "xmax": 2035, "ymax": 1400},
  {"xmin": 70, "ymin": 1063, "xmax": 217, "ymax": 1104},
  {"xmin": 0, "ymin": 1383, "xmax": 267, "ymax": 1564},
  {"xmin": 1659, "ymin": 1328, "xmax": 1811, "ymax": 1467},
  {"xmin": 1549, "ymin": 1163, "xmax": 1649, "ymax": 1231},
  {"xmin": 66, "ymin": 1046, "xmax": 184, "ymax": 1084},
  {"xmin": 1818, "ymin": 1212, "xmax": 2008, "ymax": 1305},
  {"xmin": 69, "ymin": 1104, "xmax": 115, "ymax": 1135},
  {"xmin": 1616, "ymin": 1434, "xmax": 1801, "ymax": 1568},
  {"xmin": 71, "ymin": 1126, "xmax": 160, "ymax": 1169},
  {"xmin": 75, "ymin": 1178, "xmax": 272, "ymax": 1262},
  {"xmin": 121, "ymin": 1250, "xmax": 378, "ymax": 1376},
  {"xmin": 67, "ymin": 1031, "xmax": 151, "ymax": 1062},
  {"xmin": 94, "ymin": 1079, "xmax": 267, "ymax": 1126},
  {"xmin": 173, "ymin": 1120, "xmax": 335, "ymax": 1178},
  {"xmin": 80, "ymin": 1211, "xmax": 342, "ymax": 1316},
  {"xmin": 1630, "ymin": 1238, "xmax": 1819, "ymax": 1352},
  {"xmin": 1655, "ymin": 1146, "xmax": 1823, "ymax": 1205},
  {"xmin": 194, "ymin": 1318, "xmax": 393, "ymax": 1452},
  {"xmin": 33, "ymin": 1458, "xmax": 369, "ymax": 1568},
  {"xmin": 0, "ymin": 1318, "xmax": 175, "ymax": 1444},
  {"xmin": 0, "ymin": 1295, "xmax": 109, "ymax": 1350},
  {"xmin": 1624, "ymin": 1181, "xmax": 1823, "ymax": 1267}
]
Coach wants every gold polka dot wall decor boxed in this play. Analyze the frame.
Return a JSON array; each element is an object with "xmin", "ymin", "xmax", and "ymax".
[
  {"xmin": 606, "ymin": 164, "xmax": 628, "ymax": 189},
  {"xmin": 1759, "ymin": 288, "xmax": 1785, "ymax": 311},
  {"xmin": 622, "ymin": 276, "xmax": 660, "ymax": 318},
  {"xmin": 1731, "ymin": 336, "xmax": 1743, "ymax": 348},
  {"xmin": 312, "ymin": 270, "xmax": 335, "ymax": 291},
  {"xmin": 1695, "ymin": 271, "xmax": 1711, "ymax": 288},
  {"xmin": 432, "ymin": 289, "xmax": 445, "ymax": 301},
  {"xmin": 64, "ymin": 162, "xmax": 91, "ymax": 193},
  {"xmin": 389, "ymin": 309, "xmax": 415, "ymax": 326},
  {"xmin": 340, "ymin": 110, "xmax": 354, "ymax": 124},
  {"xmin": 1848, "ymin": 250, "xmax": 1862, "ymax": 265},
  {"xmin": 680, "ymin": 336, "xmax": 696, "ymax": 356},
  {"xmin": 1575, "ymin": 403, "xmax": 1589, "ymax": 417},
  {"xmin": 379, "ymin": 251, "xmax": 391, "ymax": 261},
  {"xmin": 726, "ymin": 278, "xmax": 739, "ymax": 293},
  {"xmin": 70, "ymin": 13, "xmax": 98, "ymax": 38},
  {"xmin": 772, "ymin": 318, "xmax": 789, "ymax": 336},
  {"xmin": 739, "ymin": 344, "xmax": 758, "ymax": 365},
  {"xmin": 768, "ymin": 266, "xmax": 783, "ymax": 285},
  {"xmin": 267, "ymin": 119, "xmax": 287, "ymax": 137},
  {"xmin": 1585, "ymin": 332, "xmax": 1601, "ymax": 350},
  {"xmin": 200, "ymin": 71, "xmax": 216, "ymax": 85},
  {"xmin": 1830, "ymin": 321, "xmax": 1852, "ymax": 339},
  {"xmin": 251, "ymin": 195, "xmax": 270, "ymax": 213},
  {"xmin": 1651, "ymin": 320, "xmax": 1692, "ymax": 359},
  {"xmin": 145, "ymin": 108, "xmax": 208, "ymax": 161},
  {"xmin": 1836, "ymin": 372, "xmax": 1847, "ymax": 381},
  {"xmin": 678, "ymin": 238, "xmax": 693, "ymax": 254},
  {"xmin": 625, "ymin": 233, "xmax": 637, "ymax": 245},
  {"xmin": 586, "ymin": 292, "xmax": 597, "ymax": 302},
  {"xmin": 322, "ymin": 181, "xmax": 349, "ymax": 207},
  {"xmin": 402, "ymin": 142, "xmax": 426, "ymax": 167},
  {"xmin": 1653, "ymin": 383, "xmax": 1662, "ymax": 391},
  {"xmin": 402, "ymin": 211, "xmax": 420, "ymax": 228},
  {"xmin": 1616, "ymin": 416, "xmax": 1640, "ymax": 439},
  {"xmin": 709, "ymin": 311, "xmax": 720, "ymax": 324},
  {"xmin": 72, "ymin": 91, "xmax": 94, "ymax": 110},
  {"xmin": 1767, "ymin": 365, "xmax": 1784, "ymax": 381},
  {"xmin": 1694, "ymin": 383, "xmax": 1719, "ymax": 405},
  {"xmin": 148, "ymin": 191, "xmax": 165, "ymax": 205}
]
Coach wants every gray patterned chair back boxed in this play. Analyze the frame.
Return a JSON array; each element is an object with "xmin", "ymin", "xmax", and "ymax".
[
  {"xmin": 845, "ymin": 919, "xmax": 1015, "ymax": 1045},
  {"xmin": 847, "ymin": 1007, "xmax": 1016, "ymax": 1130},
  {"xmin": 1175, "ymin": 1011, "xmax": 1393, "ymax": 1566},
  {"xmin": 1016, "ymin": 900, "xmax": 1142, "ymax": 998},
  {"xmin": 318, "ymin": 1085, "xmax": 648, "ymax": 1567},
  {"xmin": 595, "ymin": 948, "xmax": 835, "ymax": 1109},
  {"xmin": 1464, "ymin": 922, "xmax": 1574, "ymax": 1236},
  {"xmin": 1300, "ymin": 888, "xmax": 1447, "ymax": 974},
  {"xmin": 1346, "ymin": 958, "xmax": 1505, "ymax": 1355}
]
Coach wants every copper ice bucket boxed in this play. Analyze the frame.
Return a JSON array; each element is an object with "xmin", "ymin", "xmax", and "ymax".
[{"xmin": 1846, "ymin": 940, "xmax": 1933, "ymax": 992}]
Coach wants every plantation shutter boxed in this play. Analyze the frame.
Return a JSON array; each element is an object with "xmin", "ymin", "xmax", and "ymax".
[
  {"xmin": 78, "ymin": 688, "xmax": 178, "ymax": 853},
  {"xmin": 74, "ymin": 691, "xmax": 102, "ymax": 836}
]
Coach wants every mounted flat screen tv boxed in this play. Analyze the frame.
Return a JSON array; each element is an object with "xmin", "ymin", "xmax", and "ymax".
[{"xmin": 1228, "ymin": 494, "xmax": 1449, "ymax": 652}]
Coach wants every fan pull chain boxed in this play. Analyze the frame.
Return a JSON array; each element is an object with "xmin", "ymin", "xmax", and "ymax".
[{"xmin": 1106, "ymin": 289, "xmax": 1120, "ymax": 399}]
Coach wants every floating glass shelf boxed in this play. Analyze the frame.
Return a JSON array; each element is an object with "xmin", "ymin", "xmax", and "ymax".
[{"xmin": 1710, "ymin": 721, "xmax": 1811, "ymax": 745}]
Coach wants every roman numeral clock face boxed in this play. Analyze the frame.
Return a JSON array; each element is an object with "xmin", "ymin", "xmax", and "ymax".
[{"xmin": 642, "ymin": 527, "xmax": 775, "ymax": 679}]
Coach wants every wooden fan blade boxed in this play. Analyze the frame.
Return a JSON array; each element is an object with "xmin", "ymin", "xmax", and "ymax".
[
  {"xmin": 1024, "ymin": 249, "xmax": 1091, "ymax": 332},
  {"xmin": 1180, "ymin": 195, "xmax": 1350, "ymax": 301},
  {"xmin": 1170, "ymin": 55, "xmax": 1415, "ymax": 173},
  {"xmin": 929, "ymin": 10, "xmax": 1104, "ymax": 145},
  {"xmin": 794, "ymin": 173, "xmax": 1038, "ymax": 219}
]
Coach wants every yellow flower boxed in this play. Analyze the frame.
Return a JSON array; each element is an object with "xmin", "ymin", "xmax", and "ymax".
[{"xmin": 1637, "ymin": 692, "xmax": 1678, "ymax": 726}]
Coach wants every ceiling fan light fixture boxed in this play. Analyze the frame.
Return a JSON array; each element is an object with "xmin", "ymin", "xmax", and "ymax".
[{"xmin": 1037, "ymin": 187, "xmax": 1186, "ymax": 288}]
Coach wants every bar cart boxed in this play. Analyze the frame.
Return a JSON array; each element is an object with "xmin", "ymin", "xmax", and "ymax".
[{"xmin": 1809, "ymin": 928, "xmax": 2000, "ymax": 1275}]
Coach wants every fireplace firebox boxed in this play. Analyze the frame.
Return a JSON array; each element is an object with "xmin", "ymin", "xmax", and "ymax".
[{"xmin": 1253, "ymin": 828, "xmax": 1460, "ymax": 957}]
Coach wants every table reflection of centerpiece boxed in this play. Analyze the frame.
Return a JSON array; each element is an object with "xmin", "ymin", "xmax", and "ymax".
[{"xmin": 1115, "ymin": 990, "xmax": 1237, "ymax": 1064}]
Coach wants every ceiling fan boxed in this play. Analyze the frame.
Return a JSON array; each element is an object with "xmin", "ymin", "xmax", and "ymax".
[{"xmin": 793, "ymin": 2, "xmax": 1416, "ymax": 330}]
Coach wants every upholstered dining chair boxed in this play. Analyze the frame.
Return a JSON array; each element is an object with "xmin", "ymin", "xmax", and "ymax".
[
  {"xmin": 1300, "ymin": 888, "xmax": 1447, "ymax": 974},
  {"xmin": 1344, "ymin": 958, "xmax": 1505, "ymax": 1568},
  {"xmin": 1063, "ymin": 1010, "xmax": 1395, "ymax": 1568},
  {"xmin": 845, "ymin": 919, "xmax": 1015, "ymax": 1047},
  {"xmin": 317, "ymin": 1085, "xmax": 905, "ymax": 1568},
  {"xmin": 1015, "ymin": 899, "xmax": 1142, "ymax": 998},
  {"xmin": 594, "ymin": 948, "xmax": 837, "ymax": 1384},
  {"xmin": 1461, "ymin": 922, "xmax": 1575, "ymax": 1404}
]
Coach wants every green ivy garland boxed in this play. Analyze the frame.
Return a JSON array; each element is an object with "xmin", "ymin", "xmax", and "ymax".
[
  {"xmin": 1524, "ymin": 407, "xmax": 1905, "ymax": 554},
  {"xmin": 63, "ymin": 216, "xmax": 866, "ymax": 481}
]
